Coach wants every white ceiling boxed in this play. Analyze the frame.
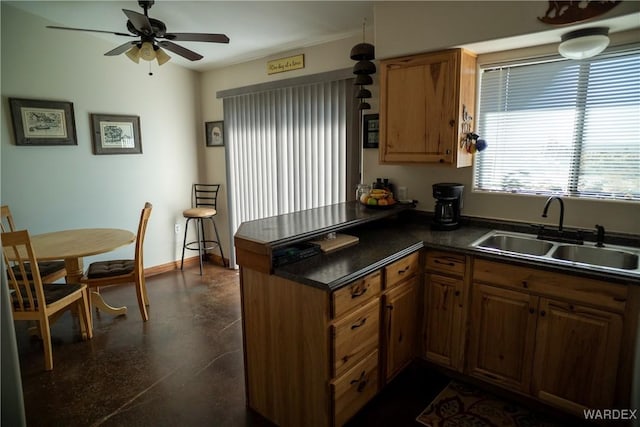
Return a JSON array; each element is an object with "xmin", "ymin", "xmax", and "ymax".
[
  {"xmin": 8, "ymin": 0, "xmax": 375, "ymax": 72},
  {"xmin": 7, "ymin": 1, "xmax": 639, "ymax": 72}
]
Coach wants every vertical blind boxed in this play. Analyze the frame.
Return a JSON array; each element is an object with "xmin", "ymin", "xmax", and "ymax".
[
  {"xmin": 474, "ymin": 47, "xmax": 640, "ymax": 201},
  {"xmin": 224, "ymin": 79, "xmax": 349, "ymax": 263}
]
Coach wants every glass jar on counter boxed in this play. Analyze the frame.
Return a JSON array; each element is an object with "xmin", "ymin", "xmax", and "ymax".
[{"xmin": 356, "ymin": 183, "xmax": 371, "ymax": 204}]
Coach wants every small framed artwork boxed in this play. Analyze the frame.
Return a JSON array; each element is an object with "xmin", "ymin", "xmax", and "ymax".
[
  {"xmin": 91, "ymin": 114, "xmax": 142, "ymax": 155},
  {"xmin": 9, "ymin": 98, "xmax": 77, "ymax": 146},
  {"xmin": 363, "ymin": 114, "xmax": 379, "ymax": 149},
  {"xmin": 205, "ymin": 121, "xmax": 224, "ymax": 147}
]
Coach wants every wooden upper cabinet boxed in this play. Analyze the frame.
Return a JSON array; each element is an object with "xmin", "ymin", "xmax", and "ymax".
[{"xmin": 379, "ymin": 49, "xmax": 477, "ymax": 167}]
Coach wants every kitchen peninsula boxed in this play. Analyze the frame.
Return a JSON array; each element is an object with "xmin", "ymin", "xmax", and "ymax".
[{"xmin": 234, "ymin": 201, "xmax": 639, "ymax": 427}]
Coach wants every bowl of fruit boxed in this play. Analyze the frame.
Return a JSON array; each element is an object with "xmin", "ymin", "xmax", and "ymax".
[{"xmin": 359, "ymin": 188, "xmax": 397, "ymax": 208}]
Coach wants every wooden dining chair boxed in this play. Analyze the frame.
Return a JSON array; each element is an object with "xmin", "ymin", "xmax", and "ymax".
[
  {"xmin": 1, "ymin": 205, "xmax": 67, "ymax": 283},
  {"xmin": 2, "ymin": 230, "xmax": 93, "ymax": 371},
  {"xmin": 79, "ymin": 202, "xmax": 152, "ymax": 321}
]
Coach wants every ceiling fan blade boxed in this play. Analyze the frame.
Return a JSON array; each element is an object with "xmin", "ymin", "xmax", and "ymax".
[
  {"xmin": 122, "ymin": 9, "xmax": 152, "ymax": 35},
  {"xmin": 163, "ymin": 33, "xmax": 230, "ymax": 44},
  {"xmin": 47, "ymin": 25, "xmax": 135, "ymax": 38},
  {"xmin": 105, "ymin": 41, "xmax": 137, "ymax": 56},
  {"xmin": 158, "ymin": 41, "xmax": 203, "ymax": 61}
]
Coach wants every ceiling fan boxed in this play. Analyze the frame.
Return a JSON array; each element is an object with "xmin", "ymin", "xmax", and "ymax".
[{"xmin": 46, "ymin": 0, "xmax": 229, "ymax": 65}]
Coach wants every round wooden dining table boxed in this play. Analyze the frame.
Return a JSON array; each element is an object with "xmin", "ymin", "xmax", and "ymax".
[{"xmin": 28, "ymin": 228, "xmax": 136, "ymax": 315}]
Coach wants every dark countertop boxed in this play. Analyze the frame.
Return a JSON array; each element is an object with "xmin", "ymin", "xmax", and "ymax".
[
  {"xmin": 235, "ymin": 201, "xmax": 416, "ymax": 248},
  {"xmin": 273, "ymin": 210, "xmax": 640, "ymax": 290}
]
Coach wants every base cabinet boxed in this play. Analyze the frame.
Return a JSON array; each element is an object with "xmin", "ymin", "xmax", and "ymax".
[
  {"xmin": 423, "ymin": 251, "xmax": 468, "ymax": 371},
  {"xmin": 532, "ymin": 299, "xmax": 623, "ymax": 412},
  {"xmin": 383, "ymin": 277, "xmax": 420, "ymax": 382},
  {"xmin": 331, "ymin": 350, "xmax": 379, "ymax": 427},
  {"xmin": 468, "ymin": 259, "xmax": 630, "ymax": 415},
  {"xmin": 467, "ymin": 284, "xmax": 537, "ymax": 393}
]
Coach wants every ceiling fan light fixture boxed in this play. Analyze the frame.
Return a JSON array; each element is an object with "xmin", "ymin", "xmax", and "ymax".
[
  {"xmin": 139, "ymin": 41, "xmax": 156, "ymax": 61},
  {"xmin": 559, "ymin": 27, "xmax": 609, "ymax": 60},
  {"xmin": 125, "ymin": 45, "xmax": 141, "ymax": 63},
  {"xmin": 156, "ymin": 48, "xmax": 171, "ymax": 65}
]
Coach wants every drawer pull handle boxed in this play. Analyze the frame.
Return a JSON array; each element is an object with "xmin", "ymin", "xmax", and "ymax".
[
  {"xmin": 613, "ymin": 297, "xmax": 627, "ymax": 302},
  {"xmin": 351, "ymin": 318, "xmax": 367, "ymax": 330},
  {"xmin": 350, "ymin": 371, "xmax": 368, "ymax": 392},
  {"xmin": 351, "ymin": 285, "xmax": 368, "ymax": 299},
  {"xmin": 434, "ymin": 259, "xmax": 455, "ymax": 267},
  {"xmin": 398, "ymin": 266, "xmax": 410, "ymax": 274}
]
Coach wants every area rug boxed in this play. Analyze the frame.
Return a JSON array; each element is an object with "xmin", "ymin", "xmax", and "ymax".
[{"xmin": 416, "ymin": 381, "xmax": 563, "ymax": 427}]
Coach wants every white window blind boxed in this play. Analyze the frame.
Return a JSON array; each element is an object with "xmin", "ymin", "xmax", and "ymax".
[
  {"xmin": 224, "ymin": 79, "xmax": 350, "ymax": 265},
  {"xmin": 474, "ymin": 47, "xmax": 640, "ymax": 201}
]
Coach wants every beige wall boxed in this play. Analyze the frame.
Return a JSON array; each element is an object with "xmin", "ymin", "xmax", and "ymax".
[
  {"xmin": 366, "ymin": 1, "xmax": 640, "ymax": 234},
  {"xmin": 201, "ymin": 1, "xmax": 639, "ymax": 236},
  {"xmin": 1, "ymin": 4, "xmax": 202, "ymax": 267}
]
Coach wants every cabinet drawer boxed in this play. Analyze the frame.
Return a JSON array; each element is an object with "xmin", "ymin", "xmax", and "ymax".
[
  {"xmin": 385, "ymin": 251, "xmax": 420, "ymax": 289},
  {"xmin": 473, "ymin": 259, "xmax": 628, "ymax": 313},
  {"xmin": 426, "ymin": 250, "xmax": 466, "ymax": 276},
  {"xmin": 332, "ymin": 270, "xmax": 381, "ymax": 319},
  {"xmin": 332, "ymin": 350, "xmax": 379, "ymax": 427},
  {"xmin": 332, "ymin": 298, "xmax": 380, "ymax": 378}
]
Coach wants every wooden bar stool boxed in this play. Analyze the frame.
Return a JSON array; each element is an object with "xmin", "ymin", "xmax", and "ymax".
[{"xmin": 181, "ymin": 184, "xmax": 227, "ymax": 275}]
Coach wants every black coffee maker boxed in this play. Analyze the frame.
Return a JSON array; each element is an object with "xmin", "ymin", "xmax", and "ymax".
[{"xmin": 432, "ymin": 183, "xmax": 464, "ymax": 230}]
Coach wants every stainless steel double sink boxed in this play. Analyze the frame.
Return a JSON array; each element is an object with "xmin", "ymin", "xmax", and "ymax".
[{"xmin": 470, "ymin": 230, "xmax": 640, "ymax": 276}]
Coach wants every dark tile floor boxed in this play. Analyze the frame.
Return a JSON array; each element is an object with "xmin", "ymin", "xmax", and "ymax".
[{"xmin": 12, "ymin": 263, "xmax": 590, "ymax": 426}]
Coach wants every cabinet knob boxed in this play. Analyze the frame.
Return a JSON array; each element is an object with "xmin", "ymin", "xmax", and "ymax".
[
  {"xmin": 540, "ymin": 310, "xmax": 546, "ymax": 317},
  {"xmin": 449, "ymin": 119, "xmax": 455, "ymax": 127},
  {"xmin": 521, "ymin": 281, "xmax": 528, "ymax": 288},
  {"xmin": 454, "ymin": 290, "xmax": 460, "ymax": 296},
  {"xmin": 529, "ymin": 308, "xmax": 535, "ymax": 314}
]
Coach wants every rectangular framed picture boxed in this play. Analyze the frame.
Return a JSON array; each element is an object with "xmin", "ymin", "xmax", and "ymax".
[
  {"xmin": 205, "ymin": 121, "xmax": 224, "ymax": 147},
  {"xmin": 363, "ymin": 114, "xmax": 379, "ymax": 149},
  {"xmin": 9, "ymin": 98, "xmax": 77, "ymax": 146},
  {"xmin": 91, "ymin": 114, "xmax": 142, "ymax": 155}
]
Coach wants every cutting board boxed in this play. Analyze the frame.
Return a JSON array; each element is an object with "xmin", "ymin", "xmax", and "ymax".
[{"xmin": 310, "ymin": 234, "xmax": 359, "ymax": 253}]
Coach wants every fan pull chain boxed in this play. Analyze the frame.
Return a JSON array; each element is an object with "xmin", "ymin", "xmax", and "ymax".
[{"xmin": 148, "ymin": 61, "xmax": 153, "ymax": 76}]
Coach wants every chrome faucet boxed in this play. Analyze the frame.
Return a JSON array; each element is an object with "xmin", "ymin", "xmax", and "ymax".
[{"xmin": 541, "ymin": 196, "xmax": 564, "ymax": 233}]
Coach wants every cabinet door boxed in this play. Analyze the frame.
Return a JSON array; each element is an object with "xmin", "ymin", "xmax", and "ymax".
[
  {"xmin": 380, "ymin": 49, "xmax": 476, "ymax": 167},
  {"xmin": 424, "ymin": 274, "xmax": 464, "ymax": 371},
  {"xmin": 467, "ymin": 283, "xmax": 538, "ymax": 393},
  {"xmin": 383, "ymin": 277, "xmax": 420, "ymax": 382},
  {"xmin": 532, "ymin": 298, "xmax": 623, "ymax": 413},
  {"xmin": 380, "ymin": 51, "xmax": 457, "ymax": 164}
]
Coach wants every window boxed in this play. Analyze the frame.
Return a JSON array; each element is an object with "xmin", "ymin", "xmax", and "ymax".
[{"xmin": 474, "ymin": 47, "xmax": 640, "ymax": 201}]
